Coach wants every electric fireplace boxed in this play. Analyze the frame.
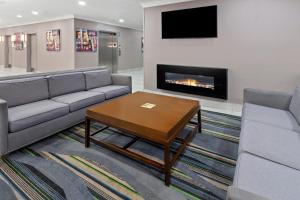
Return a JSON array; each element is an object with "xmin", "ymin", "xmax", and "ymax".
[{"xmin": 157, "ymin": 64, "xmax": 228, "ymax": 99}]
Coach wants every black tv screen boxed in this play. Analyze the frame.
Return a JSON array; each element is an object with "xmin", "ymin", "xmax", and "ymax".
[{"xmin": 162, "ymin": 5, "xmax": 217, "ymax": 39}]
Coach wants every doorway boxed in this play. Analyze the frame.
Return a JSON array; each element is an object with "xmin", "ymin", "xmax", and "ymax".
[
  {"xmin": 27, "ymin": 33, "xmax": 37, "ymax": 72},
  {"xmin": 98, "ymin": 31, "xmax": 118, "ymax": 73},
  {"xmin": 4, "ymin": 35, "xmax": 12, "ymax": 68}
]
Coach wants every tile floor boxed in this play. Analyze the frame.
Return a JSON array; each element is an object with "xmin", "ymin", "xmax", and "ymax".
[{"xmin": 0, "ymin": 66, "xmax": 32, "ymax": 77}]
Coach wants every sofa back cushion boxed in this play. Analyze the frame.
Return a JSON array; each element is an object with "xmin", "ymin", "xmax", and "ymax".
[
  {"xmin": 48, "ymin": 72, "xmax": 86, "ymax": 98},
  {"xmin": 84, "ymin": 70, "xmax": 112, "ymax": 90},
  {"xmin": 0, "ymin": 77, "xmax": 49, "ymax": 108},
  {"xmin": 289, "ymin": 86, "xmax": 300, "ymax": 124}
]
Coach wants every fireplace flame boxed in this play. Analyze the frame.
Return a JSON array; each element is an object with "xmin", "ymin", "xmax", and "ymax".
[
  {"xmin": 180, "ymin": 79, "xmax": 198, "ymax": 86},
  {"xmin": 166, "ymin": 78, "xmax": 214, "ymax": 90}
]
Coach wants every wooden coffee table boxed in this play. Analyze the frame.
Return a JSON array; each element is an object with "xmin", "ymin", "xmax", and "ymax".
[{"xmin": 85, "ymin": 91, "xmax": 200, "ymax": 186}]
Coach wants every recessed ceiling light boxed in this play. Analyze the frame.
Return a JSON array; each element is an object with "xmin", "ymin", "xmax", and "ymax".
[
  {"xmin": 78, "ymin": 1, "xmax": 86, "ymax": 6},
  {"xmin": 16, "ymin": 14, "xmax": 22, "ymax": 18},
  {"xmin": 32, "ymin": 11, "xmax": 39, "ymax": 15},
  {"xmin": 119, "ymin": 19, "xmax": 125, "ymax": 23}
]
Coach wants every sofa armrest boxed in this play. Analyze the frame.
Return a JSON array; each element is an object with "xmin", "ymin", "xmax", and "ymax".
[
  {"xmin": 0, "ymin": 99, "xmax": 8, "ymax": 156},
  {"xmin": 244, "ymin": 88, "xmax": 292, "ymax": 110},
  {"xmin": 111, "ymin": 74, "xmax": 132, "ymax": 93},
  {"xmin": 227, "ymin": 186, "xmax": 270, "ymax": 200}
]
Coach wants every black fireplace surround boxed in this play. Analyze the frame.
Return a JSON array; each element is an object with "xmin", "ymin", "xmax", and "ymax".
[{"xmin": 157, "ymin": 64, "xmax": 228, "ymax": 99}]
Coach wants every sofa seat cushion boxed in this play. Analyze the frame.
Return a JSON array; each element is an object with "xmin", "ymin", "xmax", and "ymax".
[
  {"xmin": 239, "ymin": 120, "xmax": 300, "ymax": 170},
  {"xmin": 90, "ymin": 85, "xmax": 130, "ymax": 100},
  {"xmin": 234, "ymin": 152, "xmax": 300, "ymax": 200},
  {"xmin": 8, "ymin": 100, "xmax": 69, "ymax": 133},
  {"xmin": 243, "ymin": 103, "xmax": 300, "ymax": 132},
  {"xmin": 52, "ymin": 91, "xmax": 105, "ymax": 112}
]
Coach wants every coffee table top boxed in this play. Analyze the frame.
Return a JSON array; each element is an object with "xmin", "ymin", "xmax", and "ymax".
[{"xmin": 87, "ymin": 91, "xmax": 199, "ymax": 143}]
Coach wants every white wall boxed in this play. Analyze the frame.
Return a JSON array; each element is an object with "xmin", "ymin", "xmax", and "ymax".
[
  {"xmin": 11, "ymin": 45, "xmax": 27, "ymax": 68},
  {"xmin": 0, "ymin": 40, "xmax": 6, "ymax": 66},
  {"xmin": 144, "ymin": 0, "xmax": 300, "ymax": 103},
  {"xmin": 74, "ymin": 19, "xmax": 143, "ymax": 70},
  {"xmin": 0, "ymin": 18, "xmax": 143, "ymax": 72},
  {"xmin": 0, "ymin": 19, "xmax": 75, "ymax": 72}
]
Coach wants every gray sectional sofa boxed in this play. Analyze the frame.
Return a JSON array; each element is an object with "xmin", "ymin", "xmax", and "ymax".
[
  {"xmin": 0, "ymin": 68, "xmax": 131, "ymax": 156},
  {"xmin": 227, "ymin": 87, "xmax": 300, "ymax": 200}
]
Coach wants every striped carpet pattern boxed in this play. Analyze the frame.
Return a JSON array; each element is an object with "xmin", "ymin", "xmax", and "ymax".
[
  {"xmin": 0, "ymin": 150, "xmax": 143, "ymax": 200},
  {"xmin": 0, "ymin": 110, "xmax": 240, "ymax": 200}
]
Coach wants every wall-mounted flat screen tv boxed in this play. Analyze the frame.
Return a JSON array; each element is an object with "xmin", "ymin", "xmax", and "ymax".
[{"xmin": 162, "ymin": 5, "xmax": 217, "ymax": 39}]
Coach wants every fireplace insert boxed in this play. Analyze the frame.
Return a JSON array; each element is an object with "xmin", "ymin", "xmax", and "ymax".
[{"xmin": 157, "ymin": 64, "xmax": 228, "ymax": 99}]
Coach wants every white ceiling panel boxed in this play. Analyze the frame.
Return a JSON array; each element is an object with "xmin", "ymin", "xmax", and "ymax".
[{"xmin": 0, "ymin": 0, "xmax": 193, "ymax": 29}]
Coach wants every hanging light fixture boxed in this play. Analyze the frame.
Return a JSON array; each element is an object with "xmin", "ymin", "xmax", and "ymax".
[
  {"xmin": 22, "ymin": 34, "xmax": 27, "ymax": 48},
  {"xmin": 20, "ymin": 34, "xmax": 25, "ymax": 42},
  {"xmin": 11, "ymin": 34, "xmax": 16, "ymax": 42},
  {"xmin": 11, "ymin": 34, "xmax": 16, "ymax": 48}
]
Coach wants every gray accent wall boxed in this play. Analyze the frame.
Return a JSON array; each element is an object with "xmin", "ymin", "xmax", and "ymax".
[
  {"xmin": 143, "ymin": 0, "xmax": 300, "ymax": 103},
  {"xmin": 74, "ymin": 19, "xmax": 143, "ymax": 71}
]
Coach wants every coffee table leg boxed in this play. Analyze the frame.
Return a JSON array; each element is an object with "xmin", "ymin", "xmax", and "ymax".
[
  {"xmin": 198, "ymin": 109, "xmax": 202, "ymax": 133},
  {"xmin": 164, "ymin": 143, "xmax": 171, "ymax": 186},
  {"xmin": 85, "ymin": 118, "xmax": 90, "ymax": 148}
]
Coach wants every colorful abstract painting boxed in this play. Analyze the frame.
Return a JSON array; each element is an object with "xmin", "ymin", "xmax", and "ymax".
[
  {"xmin": 76, "ymin": 29, "xmax": 97, "ymax": 52},
  {"xmin": 46, "ymin": 29, "xmax": 60, "ymax": 51}
]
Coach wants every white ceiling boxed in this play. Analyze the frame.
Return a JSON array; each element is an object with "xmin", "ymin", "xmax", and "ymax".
[{"xmin": 0, "ymin": 0, "xmax": 192, "ymax": 30}]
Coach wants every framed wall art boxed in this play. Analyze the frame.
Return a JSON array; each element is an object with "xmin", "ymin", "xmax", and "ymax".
[
  {"xmin": 12, "ymin": 32, "xmax": 25, "ymax": 50},
  {"xmin": 46, "ymin": 29, "xmax": 60, "ymax": 51},
  {"xmin": 75, "ymin": 29, "xmax": 97, "ymax": 52}
]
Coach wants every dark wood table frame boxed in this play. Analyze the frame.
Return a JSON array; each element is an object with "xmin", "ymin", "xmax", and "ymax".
[{"xmin": 85, "ymin": 109, "xmax": 201, "ymax": 186}]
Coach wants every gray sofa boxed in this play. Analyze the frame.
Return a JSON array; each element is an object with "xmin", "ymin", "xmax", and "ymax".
[
  {"xmin": 227, "ymin": 87, "xmax": 300, "ymax": 200},
  {"xmin": 0, "ymin": 68, "xmax": 132, "ymax": 156}
]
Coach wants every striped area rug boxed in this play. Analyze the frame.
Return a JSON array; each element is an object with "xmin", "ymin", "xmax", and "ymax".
[
  {"xmin": 0, "ymin": 151, "xmax": 143, "ymax": 200},
  {"xmin": 0, "ymin": 110, "xmax": 240, "ymax": 200}
]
